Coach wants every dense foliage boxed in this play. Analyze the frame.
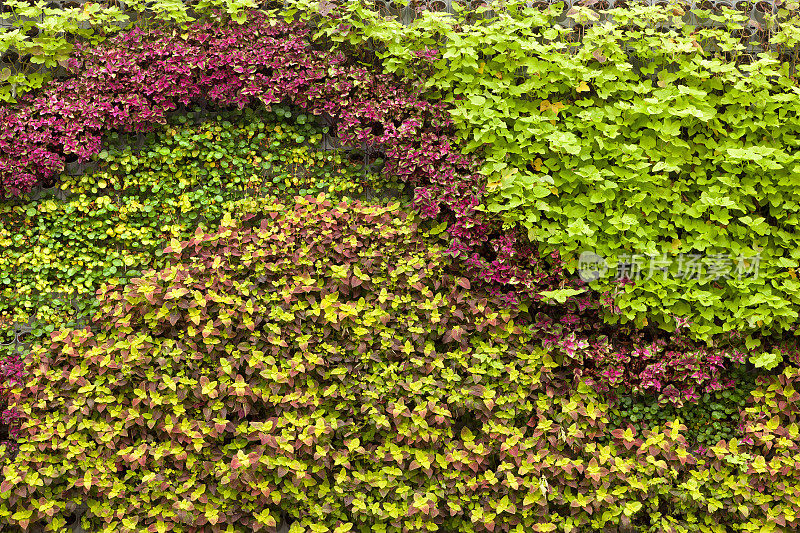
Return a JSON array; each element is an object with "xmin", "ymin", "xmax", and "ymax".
[
  {"xmin": 310, "ymin": 0, "xmax": 800, "ymax": 349},
  {"xmin": 0, "ymin": 197, "xmax": 797, "ymax": 532},
  {"xmin": 3, "ymin": 2, "xmax": 800, "ymax": 531},
  {"xmin": 0, "ymin": 103, "xmax": 395, "ymax": 455},
  {"xmin": 0, "ymin": 7, "xmax": 461, "ymax": 200},
  {"xmin": 0, "ymin": 0, "xmax": 260, "ymax": 103},
  {"xmin": 0, "ymin": 3, "xmax": 542, "ymax": 334},
  {"xmin": 0, "ymin": 105, "xmax": 384, "ymax": 327},
  {"xmin": 2, "ymin": 3, "xmax": 763, "ymax": 407},
  {"xmin": 1, "ymin": 196, "xmax": 531, "ymax": 531},
  {"xmin": 605, "ymin": 367, "xmax": 759, "ymax": 450}
]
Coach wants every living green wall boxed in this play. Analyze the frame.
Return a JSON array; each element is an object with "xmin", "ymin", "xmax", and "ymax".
[
  {"xmin": 2, "ymin": 2, "xmax": 800, "ymax": 532},
  {"xmin": 308, "ymin": 0, "xmax": 800, "ymax": 352},
  {"xmin": 0, "ymin": 104, "xmax": 393, "ymax": 339},
  {"xmin": 2, "ymin": 197, "xmax": 798, "ymax": 533}
]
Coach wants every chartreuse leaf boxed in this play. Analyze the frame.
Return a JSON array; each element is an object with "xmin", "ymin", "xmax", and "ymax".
[{"xmin": 336, "ymin": 0, "xmax": 800, "ymax": 343}]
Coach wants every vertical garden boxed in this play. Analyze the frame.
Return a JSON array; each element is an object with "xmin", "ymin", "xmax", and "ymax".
[{"xmin": 2, "ymin": 0, "xmax": 800, "ymax": 531}]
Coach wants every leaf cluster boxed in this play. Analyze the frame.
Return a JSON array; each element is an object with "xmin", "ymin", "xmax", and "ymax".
[
  {"xmin": 314, "ymin": 0, "xmax": 800, "ymax": 344},
  {"xmin": 0, "ymin": 0, "xmax": 261, "ymax": 103},
  {"xmin": 0, "ymin": 103, "xmax": 397, "ymax": 458},
  {"xmin": 1, "ymin": 223, "xmax": 800, "ymax": 531}
]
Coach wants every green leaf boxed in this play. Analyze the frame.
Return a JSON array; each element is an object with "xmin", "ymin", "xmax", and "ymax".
[
  {"xmin": 750, "ymin": 351, "xmax": 782, "ymax": 370},
  {"xmin": 538, "ymin": 288, "xmax": 587, "ymax": 304}
]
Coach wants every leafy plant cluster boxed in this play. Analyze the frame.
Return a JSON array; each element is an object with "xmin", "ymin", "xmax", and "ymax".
[
  {"xmin": 307, "ymin": 0, "xmax": 800, "ymax": 349},
  {"xmin": 0, "ymin": 197, "xmax": 797, "ymax": 532},
  {"xmin": 529, "ymin": 301, "xmax": 753, "ymax": 406},
  {"xmin": 0, "ymin": 102, "xmax": 393, "ymax": 457},
  {"xmin": 0, "ymin": 5, "xmax": 796, "ymax": 529},
  {"xmin": 605, "ymin": 367, "xmax": 760, "ymax": 450},
  {"xmin": 0, "ymin": 0, "xmax": 262, "ymax": 103},
  {"xmin": 1, "ymin": 2, "xmax": 772, "ymax": 405},
  {"xmin": 0, "ymin": 343, "xmax": 22, "ymax": 450},
  {"xmin": 0, "ymin": 3, "xmax": 538, "ymax": 323},
  {"xmin": 0, "ymin": 6, "xmax": 468, "ymax": 232},
  {"xmin": 0, "ymin": 0, "xmax": 123, "ymax": 102}
]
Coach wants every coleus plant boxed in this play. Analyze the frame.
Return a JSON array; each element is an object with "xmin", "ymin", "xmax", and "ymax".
[
  {"xmin": 0, "ymin": 195, "xmax": 797, "ymax": 531},
  {"xmin": 0, "ymin": 104, "xmax": 384, "ymax": 333},
  {"xmin": 0, "ymin": 342, "xmax": 23, "ymax": 452},
  {"xmin": 604, "ymin": 366, "xmax": 760, "ymax": 450},
  {"xmin": 299, "ymin": 0, "xmax": 800, "ymax": 347},
  {"xmin": 0, "ymin": 195, "xmax": 537, "ymax": 531},
  {"xmin": 0, "ymin": 5, "xmax": 749, "ymax": 405},
  {"xmin": 0, "ymin": 0, "xmax": 262, "ymax": 103},
  {"xmin": 0, "ymin": 101, "xmax": 394, "ymax": 463}
]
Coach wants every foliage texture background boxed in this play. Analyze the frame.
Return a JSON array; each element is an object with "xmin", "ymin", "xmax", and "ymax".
[{"xmin": 2, "ymin": 1, "xmax": 800, "ymax": 532}]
